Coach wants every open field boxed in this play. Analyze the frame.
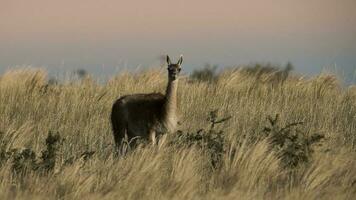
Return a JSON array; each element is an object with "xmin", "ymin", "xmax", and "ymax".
[{"xmin": 0, "ymin": 67, "xmax": 356, "ymax": 199}]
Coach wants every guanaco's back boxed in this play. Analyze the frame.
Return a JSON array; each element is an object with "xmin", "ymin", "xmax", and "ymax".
[{"xmin": 110, "ymin": 55, "xmax": 183, "ymax": 148}]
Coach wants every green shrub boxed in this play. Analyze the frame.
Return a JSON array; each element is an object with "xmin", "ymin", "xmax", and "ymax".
[
  {"xmin": 261, "ymin": 114, "xmax": 324, "ymax": 168},
  {"xmin": 37, "ymin": 131, "xmax": 62, "ymax": 172},
  {"xmin": 241, "ymin": 62, "xmax": 293, "ymax": 84},
  {"xmin": 0, "ymin": 131, "xmax": 95, "ymax": 176},
  {"xmin": 190, "ymin": 64, "xmax": 219, "ymax": 83},
  {"xmin": 171, "ymin": 110, "xmax": 231, "ymax": 169}
]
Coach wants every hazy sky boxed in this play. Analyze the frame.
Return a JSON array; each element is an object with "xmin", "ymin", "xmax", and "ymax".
[{"xmin": 1, "ymin": 0, "xmax": 355, "ymax": 81}]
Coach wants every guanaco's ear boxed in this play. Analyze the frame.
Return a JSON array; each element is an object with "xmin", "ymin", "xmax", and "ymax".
[
  {"xmin": 177, "ymin": 55, "xmax": 183, "ymax": 65},
  {"xmin": 166, "ymin": 55, "xmax": 171, "ymax": 65}
]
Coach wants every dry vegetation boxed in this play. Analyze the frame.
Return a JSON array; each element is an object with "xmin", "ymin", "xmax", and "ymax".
[{"xmin": 0, "ymin": 67, "xmax": 356, "ymax": 200}]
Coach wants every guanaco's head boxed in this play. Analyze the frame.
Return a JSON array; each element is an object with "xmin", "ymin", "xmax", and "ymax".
[{"xmin": 166, "ymin": 55, "xmax": 183, "ymax": 80}]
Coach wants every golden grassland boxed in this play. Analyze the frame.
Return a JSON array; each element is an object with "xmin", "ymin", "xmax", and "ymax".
[{"xmin": 0, "ymin": 68, "xmax": 355, "ymax": 199}]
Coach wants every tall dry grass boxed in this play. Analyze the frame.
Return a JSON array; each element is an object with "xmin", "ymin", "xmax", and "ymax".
[{"xmin": 0, "ymin": 67, "xmax": 355, "ymax": 199}]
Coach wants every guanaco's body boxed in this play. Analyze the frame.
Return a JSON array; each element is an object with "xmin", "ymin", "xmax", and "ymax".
[{"xmin": 111, "ymin": 55, "xmax": 182, "ymax": 147}]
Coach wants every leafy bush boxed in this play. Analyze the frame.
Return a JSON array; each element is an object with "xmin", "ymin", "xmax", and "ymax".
[
  {"xmin": 261, "ymin": 114, "xmax": 324, "ymax": 168},
  {"xmin": 190, "ymin": 64, "xmax": 219, "ymax": 83},
  {"xmin": 0, "ymin": 131, "xmax": 95, "ymax": 176},
  {"xmin": 74, "ymin": 69, "xmax": 88, "ymax": 79},
  {"xmin": 11, "ymin": 148, "xmax": 37, "ymax": 175},
  {"xmin": 171, "ymin": 110, "xmax": 231, "ymax": 169},
  {"xmin": 37, "ymin": 131, "xmax": 62, "ymax": 172},
  {"xmin": 241, "ymin": 62, "xmax": 293, "ymax": 84}
]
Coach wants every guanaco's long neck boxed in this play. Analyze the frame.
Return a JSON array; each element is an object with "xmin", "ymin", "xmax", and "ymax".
[{"xmin": 163, "ymin": 77, "xmax": 178, "ymax": 120}]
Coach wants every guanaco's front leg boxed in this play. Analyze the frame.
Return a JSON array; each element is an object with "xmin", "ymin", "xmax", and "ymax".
[{"xmin": 149, "ymin": 129, "xmax": 157, "ymax": 145}]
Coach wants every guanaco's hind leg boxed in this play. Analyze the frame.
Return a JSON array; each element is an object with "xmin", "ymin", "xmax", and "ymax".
[
  {"xmin": 111, "ymin": 109, "xmax": 127, "ymax": 150},
  {"xmin": 112, "ymin": 121, "xmax": 126, "ymax": 149}
]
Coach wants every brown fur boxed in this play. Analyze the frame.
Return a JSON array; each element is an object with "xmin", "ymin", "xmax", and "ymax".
[{"xmin": 111, "ymin": 55, "xmax": 182, "ymax": 148}]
